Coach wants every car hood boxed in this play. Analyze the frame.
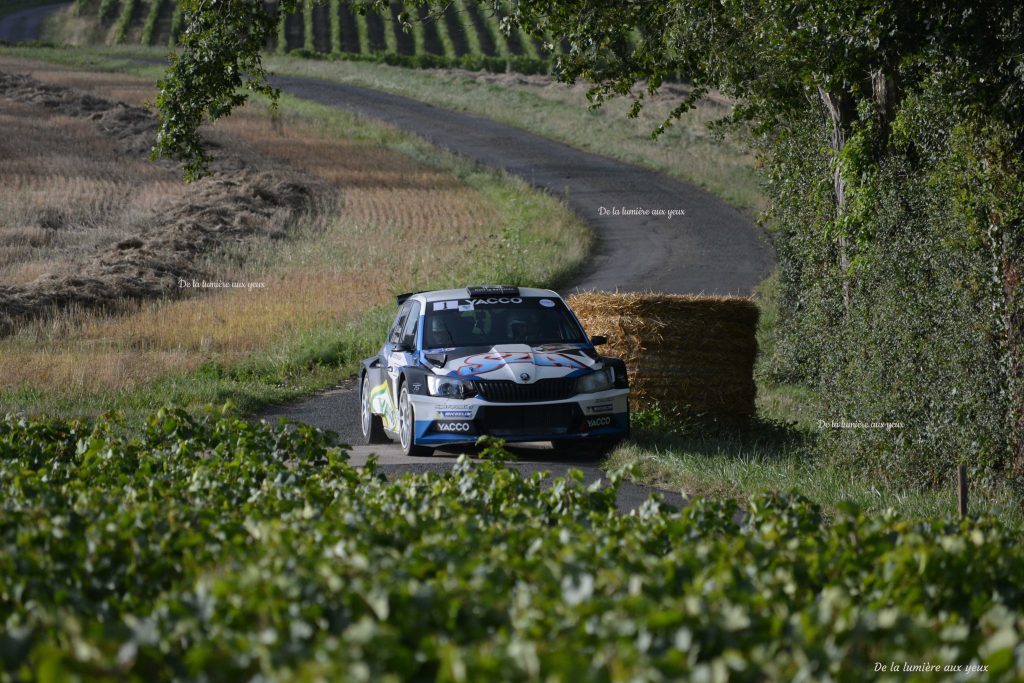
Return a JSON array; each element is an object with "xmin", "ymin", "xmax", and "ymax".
[{"xmin": 430, "ymin": 343, "xmax": 600, "ymax": 382}]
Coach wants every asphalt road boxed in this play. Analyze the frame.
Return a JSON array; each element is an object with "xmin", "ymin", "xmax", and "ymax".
[
  {"xmin": 254, "ymin": 74, "xmax": 776, "ymax": 511},
  {"xmin": 0, "ymin": 3, "xmax": 67, "ymax": 42},
  {"xmin": 270, "ymin": 74, "xmax": 775, "ymax": 296}
]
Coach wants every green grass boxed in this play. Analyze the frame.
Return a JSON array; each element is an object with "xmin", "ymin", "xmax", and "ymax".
[
  {"xmin": 1, "ymin": 308, "xmax": 393, "ymax": 425},
  {"xmin": 605, "ymin": 420, "xmax": 1024, "ymax": 528}
]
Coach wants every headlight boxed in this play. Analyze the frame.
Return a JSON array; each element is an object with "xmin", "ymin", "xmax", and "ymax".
[
  {"xmin": 576, "ymin": 367, "xmax": 614, "ymax": 394},
  {"xmin": 427, "ymin": 375, "xmax": 476, "ymax": 399}
]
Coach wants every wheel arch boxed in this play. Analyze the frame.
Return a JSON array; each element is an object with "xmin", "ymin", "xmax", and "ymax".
[{"xmin": 398, "ymin": 366, "xmax": 431, "ymax": 397}]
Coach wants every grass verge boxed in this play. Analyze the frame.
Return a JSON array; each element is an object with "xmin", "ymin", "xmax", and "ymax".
[{"xmin": 603, "ymin": 274, "xmax": 1024, "ymax": 527}]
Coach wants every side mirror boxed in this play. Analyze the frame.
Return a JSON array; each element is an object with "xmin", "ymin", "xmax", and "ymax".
[
  {"xmin": 393, "ymin": 341, "xmax": 413, "ymax": 353},
  {"xmin": 590, "ymin": 335, "xmax": 607, "ymax": 347}
]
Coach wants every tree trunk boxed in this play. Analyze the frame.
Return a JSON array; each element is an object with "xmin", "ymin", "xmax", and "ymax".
[
  {"xmin": 818, "ymin": 86, "xmax": 857, "ymax": 313},
  {"xmin": 871, "ymin": 69, "xmax": 898, "ymax": 145},
  {"xmin": 1006, "ymin": 229, "xmax": 1024, "ymax": 483}
]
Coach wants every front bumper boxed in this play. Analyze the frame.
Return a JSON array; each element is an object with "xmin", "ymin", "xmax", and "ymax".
[{"xmin": 410, "ymin": 388, "xmax": 629, "ymax": 445}]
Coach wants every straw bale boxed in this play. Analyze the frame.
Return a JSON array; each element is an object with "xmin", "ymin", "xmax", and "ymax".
[{"xmin": 568, "ymin": 292, "xmax": 760, "ymax": 421}]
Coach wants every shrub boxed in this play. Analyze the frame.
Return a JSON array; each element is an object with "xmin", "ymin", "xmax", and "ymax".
[
  {"xmin": 765, "ymin": 78, "xmax": 1023, "ymax": 490},
  {"xmin": 2, "ymin": 408, "xmax": 1023, "ymax": 680}
]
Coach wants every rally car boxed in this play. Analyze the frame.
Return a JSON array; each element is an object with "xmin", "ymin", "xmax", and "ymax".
[{"xmin": 358, "ymin": 285, "xmax": 630, "ymax": 456}]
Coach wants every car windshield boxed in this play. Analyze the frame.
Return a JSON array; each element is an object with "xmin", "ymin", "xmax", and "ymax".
[{"xmin": 422, "ymin": 296, "xmax": 587, "ymax": 348}]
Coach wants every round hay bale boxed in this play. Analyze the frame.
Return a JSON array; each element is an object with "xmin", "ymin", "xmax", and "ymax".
[{"xmin": 568, "ymin": 292, "xmax": 760, "ymax": 421}]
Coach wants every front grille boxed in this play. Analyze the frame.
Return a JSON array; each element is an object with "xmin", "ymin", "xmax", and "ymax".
[
  {"xmin": 477, "ymin": 404, "xmax": 580, "ymax": 437},
  {"xmin": 474, "ymin": 378, "xmax": 576, "ymax": 402}
]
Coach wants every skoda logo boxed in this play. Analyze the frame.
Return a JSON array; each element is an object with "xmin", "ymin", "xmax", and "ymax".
[{"xmin": 520, "ymin": 372, "xmax": 530, "ymax": 381}]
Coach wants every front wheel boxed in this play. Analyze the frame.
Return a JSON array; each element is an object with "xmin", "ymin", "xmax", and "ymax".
[
  {"xmin": 399, "ymin": 384, "xmax": 433, "ymax": 457},
  {"xmin": 360, "ymin": 374, "xmax": 389, "ymax": 445}
]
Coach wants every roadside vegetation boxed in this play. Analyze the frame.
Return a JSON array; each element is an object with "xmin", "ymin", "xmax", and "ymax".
[
  {"xmin": 260, "ymin": 56, "xmax": 765, "ymax": 214},
  {"xmin": 0, "ymin": 54, "xmax": 588, "ymax": 421},
  {"xmin": 3, "ymin": 408, "xmax": 1023, "ymax": 681},
  {"xmin": 151, "ymin": 0, "xmax": 1024, "ymax": 517},
  {"xmin": 607, "ymin": 273, "xmax": 1024, "ymax": 528}
]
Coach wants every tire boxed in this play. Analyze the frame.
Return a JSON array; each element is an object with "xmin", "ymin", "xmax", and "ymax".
[
  {"xmin": 360, "ymin": 374, "xmax": 389, "ymax": 445},
  {"xmin": 398, "ymin": 384, "xmax": 433, "ymax": 457}
]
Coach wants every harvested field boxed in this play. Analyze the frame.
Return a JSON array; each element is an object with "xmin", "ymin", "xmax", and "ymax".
[
  {"xmin": 0, "ymin": 69, "xmax": 320, "ymax": 336},
  {"xmin": 568, "ymin": 292, "xmax": 760, "ymax": 422},
  {"xmin": 0, "ymin": 59, "xmax": 588, "ymax": 407},
  {"xmin": 0, "ymin": 99, "xmax": 179, "ymax": 281}
]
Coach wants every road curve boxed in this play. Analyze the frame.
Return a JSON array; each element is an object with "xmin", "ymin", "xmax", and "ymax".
[
  {"xmin": 0, "ymin": 3, "xmax": 68, "ymax": 43},
  {"xmin": 253, "ymin": 73, "xmax": 775, "ymax": 509},
  {"xmin": 269, "ymin": 74, "xmax": 774, "ymax": 296}
]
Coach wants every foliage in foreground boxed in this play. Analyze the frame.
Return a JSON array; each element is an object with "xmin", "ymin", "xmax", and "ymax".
[{"xmin": 2, "ymin": 408, "xmax": 1024, "ymax": 681}]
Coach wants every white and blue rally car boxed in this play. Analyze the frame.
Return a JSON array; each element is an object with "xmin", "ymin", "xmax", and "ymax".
[{"xmin": 359, "ymin": 286, "xmax": 630, "ymax": 456}]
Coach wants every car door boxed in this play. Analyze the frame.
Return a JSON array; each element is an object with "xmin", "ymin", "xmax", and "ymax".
[
  {"xmin": 370, "ymin": 302, "xmax": 412, "ymax": 431},
  {"xmin": 382, "ymin": 300, "xmax": 420, "ymax": 411}
]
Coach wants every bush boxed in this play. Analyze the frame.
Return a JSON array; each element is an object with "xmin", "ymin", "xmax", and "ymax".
[
  {"xmin": 2, "ymin": 408, "xmax": 1023, "ymax": 680},
  {"xmin": 764, "ymin": 79, "xmax": 1024, "ymax": 490}
]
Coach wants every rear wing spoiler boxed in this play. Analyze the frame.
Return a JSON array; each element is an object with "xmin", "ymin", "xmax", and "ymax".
[
  {"xmin": 398, "ymin": 285, "xmax": 519, "ymax": 306},
  {"xmin": 396, "ymin": 291, "xmax": 422, "ymax": 305}
]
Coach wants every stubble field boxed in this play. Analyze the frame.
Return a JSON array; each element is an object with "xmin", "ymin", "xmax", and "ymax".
[{"xmin": 0, "ymin": 56, "xmax": 589, "ymax": 418}]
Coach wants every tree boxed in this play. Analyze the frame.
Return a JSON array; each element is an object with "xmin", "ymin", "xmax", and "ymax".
[
  {"xmin": 154, "ymin": 0, "xmax": 1024, "ymax": 483},
  {"xmin": 155, "ymin": 0, "xmax": 1021, "ymax": 297}
]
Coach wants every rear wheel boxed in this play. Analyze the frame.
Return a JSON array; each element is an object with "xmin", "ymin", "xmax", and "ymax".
[
  {"xmin": 399, "ymin": 384, "xmax": 433, "ymax": 457},
  {"xmin": 360, "ymin": 374, "xmax": 389, "ymax": 445}
]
